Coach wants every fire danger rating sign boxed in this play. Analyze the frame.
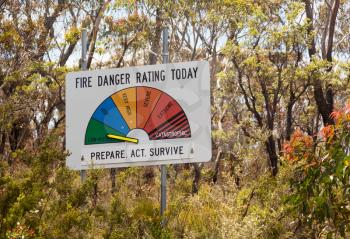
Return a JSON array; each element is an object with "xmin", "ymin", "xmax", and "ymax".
[{"xmin": 65, "ymin": 61, "xmax": 211, "ymax": 170}]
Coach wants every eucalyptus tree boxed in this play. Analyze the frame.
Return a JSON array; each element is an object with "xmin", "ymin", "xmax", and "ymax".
[{"xmin": 218, "ymin": 0, "xmax": 349, "ymax": 176}]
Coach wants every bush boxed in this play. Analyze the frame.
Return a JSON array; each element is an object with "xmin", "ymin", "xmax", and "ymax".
[{"xmin": 285, "ymin": 101, "xmax": 350, "ymax": 237}]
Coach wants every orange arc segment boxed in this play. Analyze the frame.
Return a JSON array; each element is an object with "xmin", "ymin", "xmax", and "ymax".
[
  {"xmin": 111, "ymin": 88, "xmax": 137, "ymax": 129},
  {"xmin": 136, "ymin": 87, "xmax": 162, "ymax": 128}
]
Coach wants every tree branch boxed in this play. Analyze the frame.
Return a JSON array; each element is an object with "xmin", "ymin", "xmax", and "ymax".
[{"xmin": 326, "ymin": 0, "xmax": 340, "ymax": 62}]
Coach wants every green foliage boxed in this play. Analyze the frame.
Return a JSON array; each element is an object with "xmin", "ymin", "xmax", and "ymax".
[
  {"xmin": 103, "ymin": 186, "xmax": 170, "ymax": 238},
  {"xmin": 0, "ymin": 133, "xmax": 95, "ymax": 238},
  {"xmin": 1, "ymin": 0, "xmax": 350, "ymax": 238},
  {"xmin": 64, "ymin": 27, "xmax": 80, "ymax": 45},
  {"xmin": 286, "ymin": 103, "xmax": 350, "ymax": 237},
  {"xmin": 168, "ymin": 184, "xmax": 221, "ymax": 238}
]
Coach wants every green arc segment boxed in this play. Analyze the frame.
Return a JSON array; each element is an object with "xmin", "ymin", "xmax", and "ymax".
[{"xmin": 85, "ymin": 119, "xmax": 124, "ymax": 145}]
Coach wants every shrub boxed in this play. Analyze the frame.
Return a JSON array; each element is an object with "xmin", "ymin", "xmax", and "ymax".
[{"xmin": 285, "ymin": 101, "xmax": 350, "ymax": 237}]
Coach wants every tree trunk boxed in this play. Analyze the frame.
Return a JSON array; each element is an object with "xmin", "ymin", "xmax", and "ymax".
[
  {"xmin": 286, "ymin": 102, "xmax": 294, "ymax": 141},
  {"xmin": 286, "ymin": 82, "xmax": 296, "ymax": 140},
  {"xmin": 304, "ymin": 0, "xmax": 339, "ymax": 126},
  {"xmin": 142, "ymin": 166, "xmax": 155, "ymax": 184},
  {"xmin": 110, "ymin": 168, "xmax": 117, "ymax": 193},
  {"xmin": 265, "ymin": 135, "xmax": 278, "ymax": 176},
  {"xmin": 229, "ymin": 154, "xmax": 241, "ymax": 187},
  {"xmin": 0, "ymin": 132, "xmax": 5, "ymax": 155},
  {"xmin": 212, "ymin": 147, "xmax": 222, "ymax": 184},
  {"xmin": 148, "ymin": 8, "xmax": 162, "ymax": 65},
  {"xmin": 192, "ymin": 164, "xmax": 201, "ymax": 194},
  {"xmin": 312, "ymin": 78, "xmax": 334, "ymax": 125},
  {"xmin": 93, "ymin": 183, "xmax": 98, "ymax": 207},
  {"xmin": 86, "ymin": 1, "xmax": 111, "ymax": 69}
]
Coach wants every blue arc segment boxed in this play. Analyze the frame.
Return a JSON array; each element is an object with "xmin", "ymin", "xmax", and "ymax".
[{"xmin": 91, "ymin": 97, "xmax": 130, "ymax": 135}]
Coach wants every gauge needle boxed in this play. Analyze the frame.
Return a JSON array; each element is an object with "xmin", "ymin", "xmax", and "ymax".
[{"xmin": 106, "ymin": 134, "xmax": 139, "ymax": 144}]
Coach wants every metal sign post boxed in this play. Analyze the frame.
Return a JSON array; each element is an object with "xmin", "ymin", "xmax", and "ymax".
[
  {"xmin": 80, "ymin": 29, "xmax": 87, "ymax": 183},
  {"xmin": 160, "ymin": 27, "xmax": 169, "ymax": 219}
]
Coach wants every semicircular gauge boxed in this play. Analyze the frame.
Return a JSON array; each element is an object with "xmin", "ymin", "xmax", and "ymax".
[{"xmin": 85, "ymin": 86, "xmax": 191, "ymax": 145}]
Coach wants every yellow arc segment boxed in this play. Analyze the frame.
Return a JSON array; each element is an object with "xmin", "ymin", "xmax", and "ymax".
[
  {"xmin": 106, "ymin": 134, "xmax": 139, "ymax": 144},
  {"xmin": 111, "ymin": 88, "xmax": 137, "ymax": 129}
]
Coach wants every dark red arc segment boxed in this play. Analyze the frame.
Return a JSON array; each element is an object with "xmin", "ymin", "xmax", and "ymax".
[
  {"xmin": 163, "ymin": 120, "xmax": 189, "ymax": 136},
  {"xmin": 151, "ymin": 117, "xmax": 188, "ymax": 139},
  {"xmin": 151, "ymin": 123, "xmax": 188, "ymax": 139},
  {"xmin": 144, "ymin": 93, "xmax": 184, "ymax": 134},
  {"xmin": 150, "ymin": 115, "xmax": 191, "ymax": 140},
  {"xmin": 149, "ymin": 112, "xmax": 185, "ymax": 137}
]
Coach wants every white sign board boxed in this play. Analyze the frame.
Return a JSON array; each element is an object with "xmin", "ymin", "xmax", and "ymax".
[{"xmin": 66, "ymin": 61, "xmax": 211, "ymax": 170}]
